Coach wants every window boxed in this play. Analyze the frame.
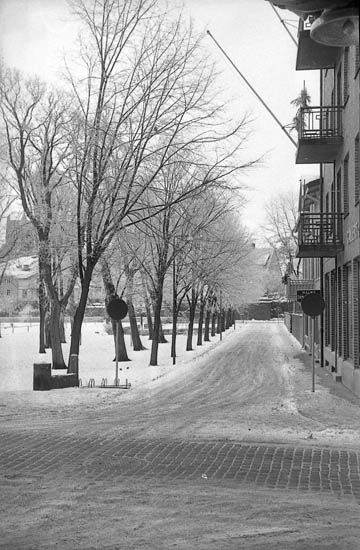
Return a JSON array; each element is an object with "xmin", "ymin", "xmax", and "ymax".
[
  {"xmin": 6, "ymin": 289, "xmax": 10, "ymax": 296},
  {"xmin": 337, "ymin": 267, "xmax": 343, "ymax": 357},
  {"xmin": 330, "ymin": 270, "xmax": 336, "ymax": 352},
  {"xmin": 354, "ymin": 259, "xmax": 360, "ymax": 368},
  {"xmin": 343, "ymin": 47, "xmax": 349, "ymax": 103},
  {"xmin": 325, "ymin": 273, "xmax": 330, "ymax": 347},
  {"xmin": 336, "ymin": 168, "xmax": 342, "ymax": 213},
  {"xmin": 355, "ymin": 134, "xmax": 359, "ymax": 205},
  {"xmin": 340, "ymin": 264, "xmax": 353, "ymax": 360},
  {"xmin": 22, "ymin": 289, "xmax": 28, "ymax": 298},
  {"xmin": 346, "ymin": 264, "xmax": 353, "ymax": 360},
  {"xmin": 336, "ymin": 65, "xmax": 342, "ymax": 106},
  {"xmin": 343, "ymin": 154, "xmax": 349, "ymax": 216}
]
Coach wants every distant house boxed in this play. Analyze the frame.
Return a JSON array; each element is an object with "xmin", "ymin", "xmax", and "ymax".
[
  {"xmin": 0, "ymin": 213, "xmax": 37, "ymax": 260},
  {"xmin": 0, "ymin": 256, "xmax": 38, "ymax": 313},
  {"xmin": 238, "ymin": 244, "xmax": 284, "ymax": 320},
  {"xmin": 248, "ymin": 243, "xmax": 283, "ymax": 299}
]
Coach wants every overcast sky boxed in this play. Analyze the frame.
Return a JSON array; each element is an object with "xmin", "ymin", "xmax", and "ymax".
[{"xmin": 0, "ymin": 0, "xmax": 319, "ymax": 240}]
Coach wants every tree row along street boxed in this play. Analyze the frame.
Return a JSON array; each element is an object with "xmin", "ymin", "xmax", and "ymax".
[
  {"xmin": 1, "ymin": 322, "xmax": 359, "ymax": 549},
  {"xmin": 0, "ymin": 0, "xmax": 263, "ymax": 374}
]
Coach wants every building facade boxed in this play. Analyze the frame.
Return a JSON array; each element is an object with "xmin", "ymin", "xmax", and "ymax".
[
  {"xmin": 289, "ymin": 14, "xmax": 360, "ymax": 396},
  {"xmin": 0, "ymin": 256, "xmax": 38, "ymax": 314}
]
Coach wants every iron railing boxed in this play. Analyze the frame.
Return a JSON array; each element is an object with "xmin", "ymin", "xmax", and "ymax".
[
  {"xmin": 299, "ymin": 106, "xmax": 342, "ymax": 139},
  {"xmin": 298, "ymin": 212, "xmax": 343, "ymax": 247}
]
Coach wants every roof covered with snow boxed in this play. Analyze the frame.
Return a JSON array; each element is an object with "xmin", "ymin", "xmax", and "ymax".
[{"xmin": 1, "ymin": 256, "xmax": 38, "ymax": 279}]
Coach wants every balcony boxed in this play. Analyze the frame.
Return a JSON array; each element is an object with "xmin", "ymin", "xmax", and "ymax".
[
  {"xmin": 296, "ymin": 106, "xmax": 343, "ymax": 164},
  {"xmin": 286, "ymin": 279, "xmax": 315, "ymax": 301},
  {"xmin": 296, "ymin": 19, "xmax": 342, "ymax": 71},
  {"xmin": 297, "ymin": 212, "xmax": 343, "ymax": 258}
]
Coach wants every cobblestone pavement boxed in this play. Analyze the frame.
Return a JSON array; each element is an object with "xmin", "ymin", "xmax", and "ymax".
[{"xmin": 1, "ymin": 431, "xmax": 359, "ymax": 503}]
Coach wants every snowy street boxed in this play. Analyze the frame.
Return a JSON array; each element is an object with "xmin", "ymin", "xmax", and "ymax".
[{"xmin": 1, "ymin": 321, "xmax": 360, "ymax": 549}]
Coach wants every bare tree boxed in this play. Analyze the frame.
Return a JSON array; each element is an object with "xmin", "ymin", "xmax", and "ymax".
[
  {"xmin": 187, "ymin": 211, "xmax": 250, "ymax": 345},
  {"xmin": 0, "ymin": 67, "xmax": 78, "ymax": 366},
  {"xmin": 263, "ymin": 190, "xmax": 300, "ymax": 280},
  {"xmin": 0, "ymin": 181, "xmax": 17, "ymax": 260},
  {"xmin": 66, "ymin": 0, "xmax": 257, "ymax": 368}
]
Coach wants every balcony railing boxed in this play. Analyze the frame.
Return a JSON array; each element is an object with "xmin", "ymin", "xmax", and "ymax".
[
  {"xmin": 297, "ymin": 212, "xmax": 343, "ymax": 258},
  {"xmin": 299, "ymin": 106, "xmax": 342, "ymax": 139},
  {"xmin": 296, "ymin": 106, "xmax": 343, "ymax": 164}
]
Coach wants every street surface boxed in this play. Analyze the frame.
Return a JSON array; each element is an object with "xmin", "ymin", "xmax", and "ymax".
[{"xmin": 1, "ymin": 322, "xmax": 360, "ymax": 549}]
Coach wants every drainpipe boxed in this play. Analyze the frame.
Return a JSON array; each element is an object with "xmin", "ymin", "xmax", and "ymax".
[
  {"xmin": 319, "ymin": 70, "xmax": 324, "ymax": 368},
  {"xmin": 334, "ymin": 255, "xmax": 338, "ymax": 375},
  {"xmin": 332, "ymin": 160, "xmax": 338, "ymax": 376},
  {"xmin": 320, "ymin": 164, "xmax": 324, "ymax": 369}
]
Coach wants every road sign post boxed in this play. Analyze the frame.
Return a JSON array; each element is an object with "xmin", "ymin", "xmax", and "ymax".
[
  {"xmin": 106, "ymin": 297, "xmax": 128, "ymax": 387},
  {"xmin": 311, "ymin": 317, "xmax": 315, "ymax": 392},
  {"xmin": 300, "ymin": 292, "xmax": 326, "ymax": 393}
]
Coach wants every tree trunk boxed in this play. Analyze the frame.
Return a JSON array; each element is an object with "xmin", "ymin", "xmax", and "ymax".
[
  {"xmin": 150, "ymin": 287, "xmax": 163, "ymax": 366},
  {"xmin": 50, "ymin": 301, "xmax": 67, "ymax": 369},
  {"xmin": 186, "ymin": 287, "xmax": 197, "ymax": 353},
  {"xmin": 68, "ymin": 293, "xmax": 77, "ymax": 339},
  {"xmin": 141, "ymin": 274, "xmax": 154, "ymax": 340},
  {"xmin": 150, "ymin": 287, "xmax": 167, "ymax": 345},
  {"xmin": 144, "ymin": 298, "xmax": 154, "ymax": 340},
  {"xmin": 112, "ymin": 319, "xmax": 129, "ymax": 361},
  {"xmin": 225, "ymin": 308, "xmax": 231, "ymax": 329},
  {"xmin": 158, "ymin": 319, "xmax": 168, "ymax": 343},
  {"xmin": 171, "ymin": 310, "xmax": 178, "ymax": 360},
  {"xmin": 39, "ymin": 244, "xmax": 67, "ymax": 368},
  {"xmin": 211, "ymin": 312, "xmax": 217, "ymax": 337},
  {"xmin": 38, "ymin": 274, "xmax": 46, "ymax": 353},
  {"xmin": 216, "ymin": 311, "xmax": 221, "ymax": 334},
  {"xmin": 68, "ymin": 271, "xmax": 93, "ymax": 362},
  {"xmin": 197, "ymin": 300, "xmax": 204, "ymax": 346},
  {"xmin": 204, "ymin": 309, "xmax": 211, "ymax": 342},
  {"xmin": 60, "ymin": 311, "xmax": 66, "ymax": 343},
  {"xmin": 221, "ymin": 309, "xmax": 226, "ymax": 332},
  {"xmin": 186, "ymin": 303, "xmax": 196, "ymax": 351},
  {"xmin": 44, "ymin": 308, "xmax": 51, "ymax": 349},
  {"xmin": 125, "ymin": 266, "xmax": 145, "ymax": 350},
  {"xmin": 100, "ymin": 258, "xmax": 129, "ymax": 362},
  {"xmin": 127, "ymin": 298, "xmax": 145, "ymax": 351}
]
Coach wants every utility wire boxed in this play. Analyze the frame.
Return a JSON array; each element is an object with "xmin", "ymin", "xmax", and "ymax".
[
  {"xmin": 269, "ymin": 3, "xmax": 298, "ymax": 47},
  {"xmin": 206, "ymin": 30, "xmax": 297, "ymax": 148}
]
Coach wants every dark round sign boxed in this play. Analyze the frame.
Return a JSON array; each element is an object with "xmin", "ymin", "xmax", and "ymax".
[
  {"xmin": 106, "ymin": 298, "xmax": 128, "ymax": 321},
  {"xmin": 301, "ymin": 292, "xmax": 325, "ymax": 317}
]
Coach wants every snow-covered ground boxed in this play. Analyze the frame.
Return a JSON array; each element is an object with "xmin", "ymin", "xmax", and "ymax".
[
  {"xmin": 1, "ymin": 320, "xmax": 359, "ymax": 450},
  {"xmin": 1, "ymin": 320, "xmax": 360, "ymax": 550},
  {"xmin": 0, "ymin": 319, "xmax": 226, "ymax": 392}
]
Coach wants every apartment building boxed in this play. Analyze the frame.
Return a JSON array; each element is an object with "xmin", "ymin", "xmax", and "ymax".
[{"xmin": 284, "ymin": 5, "xmax": 359, "ymax": 396}]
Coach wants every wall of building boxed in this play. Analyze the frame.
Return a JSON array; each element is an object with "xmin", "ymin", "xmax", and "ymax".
[{"xmin": 320, "ymin": 45, "xmax": 359, "ymax": 395}]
